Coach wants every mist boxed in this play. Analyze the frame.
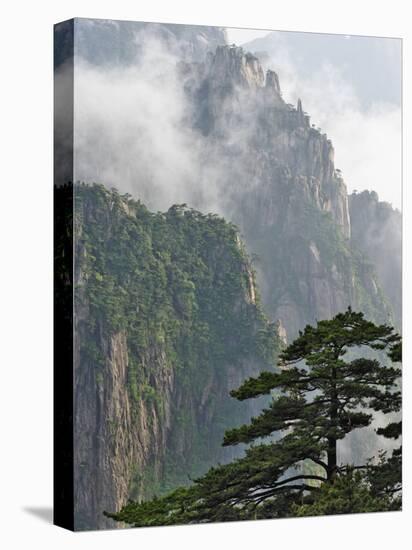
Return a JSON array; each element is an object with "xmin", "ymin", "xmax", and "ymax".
[
  {"xmin": 74, "ymin": 35, "xmax": 210, "ymax": 212},
  {"xmin": 72, "ymin": 33, "xmax": 276, "ymax": 219}
]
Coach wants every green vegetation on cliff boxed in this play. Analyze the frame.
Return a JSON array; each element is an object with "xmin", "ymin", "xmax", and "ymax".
[{"xmin": 74, "ymin": 183, "xmax": 279, "ymax": 499}]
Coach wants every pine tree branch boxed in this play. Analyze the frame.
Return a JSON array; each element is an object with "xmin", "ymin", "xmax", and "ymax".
[{"xmin": 262, "ymin": 474, "xmax": 326, "ymax": 491}]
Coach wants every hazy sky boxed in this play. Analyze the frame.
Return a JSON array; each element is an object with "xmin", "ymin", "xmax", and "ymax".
[{"xmin": 226, "ymin": 28, "xmax": 269, "ymax": 45}]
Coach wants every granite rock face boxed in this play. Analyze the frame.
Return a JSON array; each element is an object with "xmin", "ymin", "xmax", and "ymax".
[
  {"xmin": 183, "ymin": 45, "xmax": 351, "ymax": 236},
  {"xmin": 349, "ymin": 190, "xmax": 401, "ymax": 328},
  {"xmin": 179, "ymin": 45, "xmax": 390, "ymax": 338}
]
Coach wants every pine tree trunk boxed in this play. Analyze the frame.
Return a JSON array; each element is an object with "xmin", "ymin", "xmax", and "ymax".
[
  {"xmin": 327, "ymin": 366, "xmax": 338, "ymax": 480},
  {"xmin": 327, "ymin": 436, "xmax": 337, "ymax": 480}
]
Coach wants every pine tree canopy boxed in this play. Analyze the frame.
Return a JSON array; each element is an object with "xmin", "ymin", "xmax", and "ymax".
[{"xmin": 106, "ymin": 308, "xmax": 402, "ymax": 525}]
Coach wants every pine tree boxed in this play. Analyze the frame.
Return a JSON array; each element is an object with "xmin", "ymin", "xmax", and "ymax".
[{"xmin": 106, "ymin": 308, "xmax": 401, "ymax": 525}]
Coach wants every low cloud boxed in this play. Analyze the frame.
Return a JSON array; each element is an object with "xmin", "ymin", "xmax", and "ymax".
[{"xmin": 73, "ymin": 31, "xmax": 219, "ymax": 212}]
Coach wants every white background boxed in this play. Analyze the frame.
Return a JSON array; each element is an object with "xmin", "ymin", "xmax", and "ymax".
[{"xmin": 0, "ymin": 0, "xmax": 410, "ymax": 548}]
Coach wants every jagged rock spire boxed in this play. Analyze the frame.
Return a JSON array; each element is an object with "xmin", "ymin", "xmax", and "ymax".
[{"xmin": 265, "ymin": 69, "xmax": 281, "ymax": 94}]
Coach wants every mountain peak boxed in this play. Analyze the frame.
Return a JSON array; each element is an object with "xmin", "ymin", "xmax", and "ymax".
[{"xmin": 208, "ymin": 45, "xmax": 265, "ymax": 89}]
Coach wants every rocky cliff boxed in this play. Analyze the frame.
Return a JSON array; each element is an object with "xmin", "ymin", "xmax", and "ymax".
[
  {"xmin": 72, "ymin": 184, "xmax": 278, "ymax": 529},
  {"xmin": 179, "ymin": 45, "xmax": 392, "ymax": 338},
  {"xmin": 349, "ymin": 190, "xmax": 402, "ymax": 328}
]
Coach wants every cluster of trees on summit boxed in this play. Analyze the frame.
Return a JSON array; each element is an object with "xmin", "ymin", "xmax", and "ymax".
[{"xmin": 106, "ymin": 308, "xmax": 402, "ymax": 525}]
